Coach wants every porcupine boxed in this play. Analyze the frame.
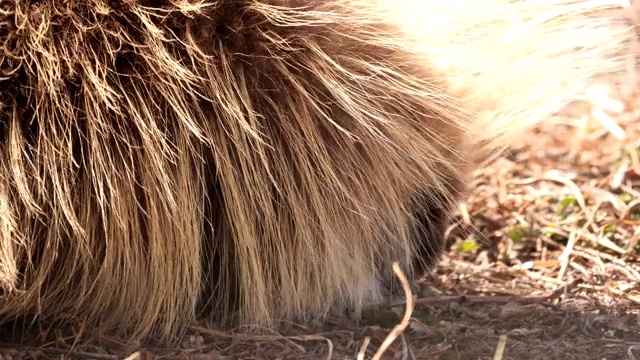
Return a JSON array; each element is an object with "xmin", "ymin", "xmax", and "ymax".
[{"xmin": 0, "ymin": 0, "xmax": 635, "ymax": 342}]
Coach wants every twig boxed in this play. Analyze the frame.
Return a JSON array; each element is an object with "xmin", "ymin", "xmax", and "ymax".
[
  {"xmin": 122, "ymin": 352, "xmax": 142, "ymax": 360},
  {"xmin": 492, "ymin": 335, "xmax": 508, "ymax": 360},
  {"xmin": 557, "ymin": 230, "xmax": 578, "ymax": 282},
  {"xmin": 371, "ymin": 262, "xmax": 415, "ymax": 360},
  {"xmin": 357, "ymin": 337, "xmax": 370, "ymax": 360},
  {"xmin": 411, "ymin": 279, "xmax": 579, "ymax": 308}
]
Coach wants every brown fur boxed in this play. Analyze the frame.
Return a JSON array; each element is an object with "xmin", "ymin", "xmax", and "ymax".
[{"xmin": 0, "ymin": 0, "xmax": 636, "ymax": 342}]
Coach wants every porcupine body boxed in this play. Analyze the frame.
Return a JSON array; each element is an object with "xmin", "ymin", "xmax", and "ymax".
[{"xmin": 0, "ymin": 0, "xmax": 635, "ymax": 342}]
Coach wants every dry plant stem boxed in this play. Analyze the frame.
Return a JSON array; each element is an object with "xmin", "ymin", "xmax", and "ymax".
[
  {"xmin": 122, "ymin": 352, "xmax": 141, "ymax": 360},
  {"xmin": 357, "ymin": 337, "xmax": 371, "ymax": 360},
  {"xmin": 492, "ymin": 334, "xmax": 508, "ymax": 360},
  {"xmin": 512, "ymin": 174, "xmax": 592, "ymax": 219},
  {"xmin": 406, "ymin": 279, "xmax": 579, "ymax": 308},
  {"xmin": 188, "ymin": 325, "xmax": 334, "ymax": 356},
  {"xmin": 299, "ymin": 335, "xmax": 334, "ymax": 360},
  {"xmin": 363, "ymin": 262, "xmax": 414, "ymax": 360},
  {"xmin": 628, "ymin": 345, "xmax": 640, "ymax": 360},
  {"xmin": 590, "ymin": 104, "xmax": 627, "ymax": 141},
  {"xmin": 400, "ymin": 334, "xmax": 413, "ymax": 360},
  {"xmin": 22, "ymin": 348, "xmax": 118, "ymax": 360},
  {"xmin": 627, "ymin": 226, "xmax": 640, "ymax": 254},
  {"xmin": 557, "ymin": 230, "xmax": 579, "ymax": 281}
]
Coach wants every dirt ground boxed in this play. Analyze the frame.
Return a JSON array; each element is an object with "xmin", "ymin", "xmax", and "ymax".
[{"xmin": 2, "ymin": 69, "xmax": 640, "ymax": 360}]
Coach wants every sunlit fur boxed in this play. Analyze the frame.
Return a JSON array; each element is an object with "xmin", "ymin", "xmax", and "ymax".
[{"xmin": 0, "ymin": 0, "xmax": 635, "ymax": 342}]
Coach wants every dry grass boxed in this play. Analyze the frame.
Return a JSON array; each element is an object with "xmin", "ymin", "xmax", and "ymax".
[{"xmin": 2, "ymin": 62, "xmax": 640, "ymax": 360}]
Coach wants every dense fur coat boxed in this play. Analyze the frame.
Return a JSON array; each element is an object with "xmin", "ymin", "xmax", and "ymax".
[{"xmin": 0, "ymin": 0, "xmax": 636, "ymax": 342}]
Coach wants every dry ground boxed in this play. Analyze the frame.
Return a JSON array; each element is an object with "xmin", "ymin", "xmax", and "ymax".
[{"xmin": 2, "ymin": 80, "xmax": 640, "ymax": 360}]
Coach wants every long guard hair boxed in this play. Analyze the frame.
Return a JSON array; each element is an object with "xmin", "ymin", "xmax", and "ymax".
[{"xmin": 0, "ymin": 0, "xmax": 636, "ymax": 342}]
